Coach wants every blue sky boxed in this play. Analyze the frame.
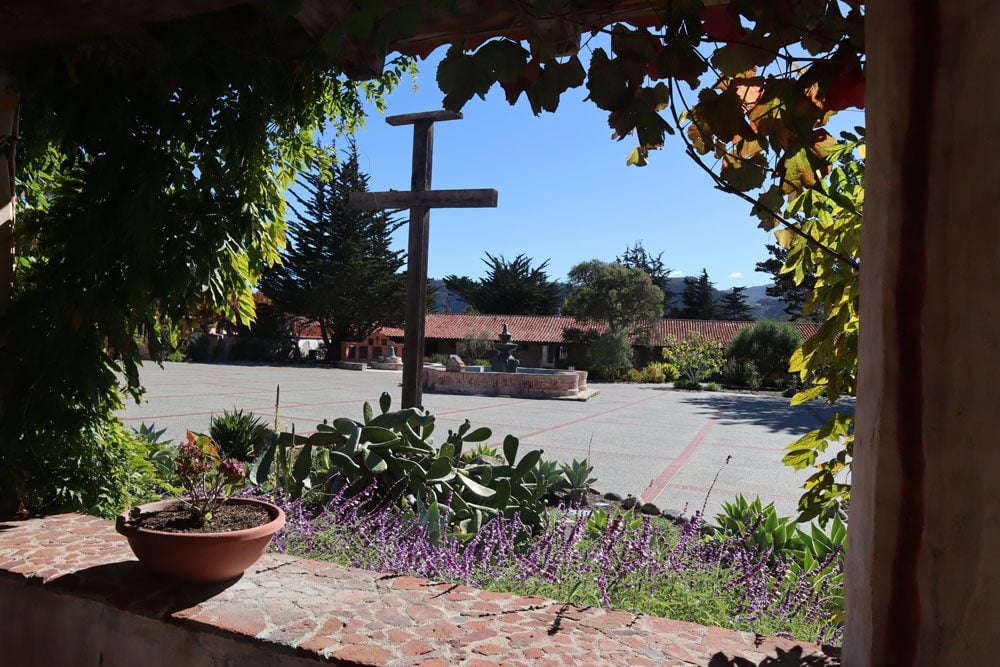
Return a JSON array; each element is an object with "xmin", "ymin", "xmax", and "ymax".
[{"xmin": 344, "ymin": 48, "xmax": 778, "ymax": 290}]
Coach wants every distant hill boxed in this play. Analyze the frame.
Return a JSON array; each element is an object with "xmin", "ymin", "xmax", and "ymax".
[{"xmin": 429, "ymin": 278, "xmax": 792, "ymax": 321}]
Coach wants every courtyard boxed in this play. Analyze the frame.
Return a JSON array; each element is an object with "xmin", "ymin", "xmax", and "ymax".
[{"xmin": 119, "ymin": 361, "xmax": 848, "ymax": 518}]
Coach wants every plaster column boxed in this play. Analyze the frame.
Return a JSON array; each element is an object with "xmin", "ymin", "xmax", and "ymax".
[
  {"xmin": 846, "ymin": 1, "xmax": 1000, "ymax": 664},
  {"xmin": 0, "ymin": 67, "xmax": 16, "ymax": 318}
]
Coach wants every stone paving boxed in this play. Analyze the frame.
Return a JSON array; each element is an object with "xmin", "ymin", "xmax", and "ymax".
[
  {"xmin": 119, "ymin": 362, "xmax": 852, "ymax": 517},
  {"xmin": 0, "ymin": 513, "xmax": 840, "ymax": 666}
]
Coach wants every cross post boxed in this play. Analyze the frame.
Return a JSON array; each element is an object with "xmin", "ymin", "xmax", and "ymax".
[{"xmin": 350, "ymin": 110, "xmax": 498, "ymax": 408}]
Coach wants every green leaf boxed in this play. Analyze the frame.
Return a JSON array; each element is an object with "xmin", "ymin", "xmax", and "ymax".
[
  {"xmin": 455, "ymin": 471, "xmax": 496, "ymax": 498},
  {"xmin": 363, "ymin": 401, "xmax": 374, "ymax": 424},
  {"xmin": 249, "ymin": 438, "xmax": 276, "ymax": 485},
  {"xmin": 492, "ymin": 478, "xmax": 511, "ymax": 511},
  {"xmin": 585, "ymin": 49, "xmax": 631, "ymax": 112},
  {"xmin": 379, "ymin": 392, "xmax": 391, "ymax": 414},
  {"xmin": 361, "ymin": 426, "xmax": 398, "ymax": 444},
  {"xmin": 292, "ymin": 442, "xmax": 313, "ymax": 485},
  {"xmin": 463, "ymin": 427, "xmax": 491, "ymax": 442},
  {"xmin": 513, "ymin": 450, "xmax": 543, "ymax": 479},
  {"xmin": 503, "ymin": 435, "xmax": 519, "ymax": 466},
  {"xmin": 425, "ymin": 457, "xmax": 453, "ymax": 481},
  {"xmin": 364, "ymin": 450, "xmax": 388, "ymax": 474}
]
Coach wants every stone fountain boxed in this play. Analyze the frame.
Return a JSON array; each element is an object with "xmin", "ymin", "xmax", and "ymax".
[{"xmin": 490, "ymin": 323, "xmax": 519, "ymax": 373}]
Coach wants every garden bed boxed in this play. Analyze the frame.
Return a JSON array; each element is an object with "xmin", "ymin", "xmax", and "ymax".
[{"xmin": 0, "ymin": 512, "xmax": 840, "ymax": 666}]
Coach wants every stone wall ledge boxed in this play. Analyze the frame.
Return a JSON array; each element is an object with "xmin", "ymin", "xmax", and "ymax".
[{"xmin": 0, "ymin": 513, "xmax": 840, "ymax": 666}]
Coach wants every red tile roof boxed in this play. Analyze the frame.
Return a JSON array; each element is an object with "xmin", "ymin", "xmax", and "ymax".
[{"xmin": 299, "ymin": 314, "xmax": 818, "ymax": 347}]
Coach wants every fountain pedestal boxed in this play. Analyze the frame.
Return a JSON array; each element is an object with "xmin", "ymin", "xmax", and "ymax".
[{"xmin": 490, "ymin": 324, "xmax": 519, "ymax": 373}]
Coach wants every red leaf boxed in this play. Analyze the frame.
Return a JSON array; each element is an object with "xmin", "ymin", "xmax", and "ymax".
[
  {"xmin": 701, "ymin": 5, "xmax": 746, "ymax": 42},
  {"xmin": 825, "ymin": 70, "xmax": 865, "ymax": 111}
]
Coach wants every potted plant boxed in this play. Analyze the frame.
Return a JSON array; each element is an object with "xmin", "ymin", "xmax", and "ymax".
[{"xmin": 116, "ymin": 432, "xmax": 285, "ymax": 583}]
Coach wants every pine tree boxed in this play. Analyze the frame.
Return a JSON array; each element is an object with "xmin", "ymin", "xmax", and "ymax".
[
  {"xmin": 718, "ymin": 286, "xmax": 753, "ymax": 321},
  {"xmin": 678, "ymin": 269, "xmax": 716, "ymax": 319},
  {"xmin": 755, "ymin": 244, "xmax": 818, "ymax": 320},
  {"xmin": 616, "ymin": 241, "xmax": 674, "ymax": 315},
  {"xmin": 261, "ymin": 143, "xmax": 405, "ymax": 362},
  {"xmin": 443, "ymin": 253, "xmax": 561, "ymax": 315}
]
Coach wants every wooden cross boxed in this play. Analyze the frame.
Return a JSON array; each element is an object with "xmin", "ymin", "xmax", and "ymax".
[{"xmin": 350, "ymin": 110, "xmax": 498, "ymax": 408}]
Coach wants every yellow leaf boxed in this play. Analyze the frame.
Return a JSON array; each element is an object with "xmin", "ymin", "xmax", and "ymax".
[{"xmin": 774, "ymin": 228, "xmax": 796, "ymax": 249}]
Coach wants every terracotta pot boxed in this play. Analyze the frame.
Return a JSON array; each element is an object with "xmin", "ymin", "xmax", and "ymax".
[{"xmin": 115, "ymin": 498, "xmax": 285, "ymax": 583}]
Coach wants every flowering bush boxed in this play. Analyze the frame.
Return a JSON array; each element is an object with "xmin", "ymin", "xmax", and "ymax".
[
  {"xmin": 250, "ymin": 482, "xmax": 843, "ymax": 645},
  {"xmin": 174, "ymin": 431, "xmax": 246, "ymax": 523}
]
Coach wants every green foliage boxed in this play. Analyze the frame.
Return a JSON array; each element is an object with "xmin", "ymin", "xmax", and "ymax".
[
  {"xmin": 755, "ymin": 244, "xmax": 819, "ymax": 321},
  {"xmin": 703, "ymin": 382, "xmax": 722, "ymax": 392},
  {"xmin": 173, "ymin": 432, "xmax": 247, "ymax": 524},
  {"xmin": 560, "ymin": 458, "xmax": 596, "ymax": 503},
  {"xmin": 728, "ymin": 320, "xmax": 803, "ymax": 383},
  {"xmin": 586, "ymin": 507, "xmax": 643, "ymax": 540},
  {"xmin": 426, "ymin": 353, "xmax": 451, "ymax": 365},
  {"xmin": 186, "ymin": 332, "xmax": 213, "ymax": 363},
  {"xmin": 639, "ymin": 365, "xmax": 665, "ymax": 384},
  {"xmin": 709, "ymin": 494, "xmax": 846, "ymax": 618},
  {"xmin": 587, "ymin": 329, "xmax": 635, "ymax": 381},
  {"xmin": 643, "ymin": 361, "xmax": 678, "ymax": 383},
  {"xmin": 616, "ymin": 241, "xmax": 674, "ymax": 315},
  {"xmin": 723, "ymin": 359, "xmax": 762, "ymax": 390},
  {"xmin": 663, "ymin": 331, "xmax": 725, "ymax": 383},
  {"xmin": 625, "ymin": 368, "xmax": 643, "ymax": 383},
  {"xmin": 779, "ymin": 135, "xmax": 863, "ymax": 523},
  {"xmin": 444, "ymin": 254, "xmax": 561, "ymax": 316},
  {"xmin": 564, "ymin": 260, "xmax": 664, "ymax": 336},
  {"xmin": 677, "ymin": 269, "xmax": 716, "ymax": 320},
  {"xmin": 1, "ymin": 417, "xmax": 162, "ymax": 519},
  {"xmin": 165, "ymin": 350, "xmax": 189, "ymax": 363},
  {"xmin": 458, "ymin": 330, "xmax": 494, "ymax": 363},
  {"xmin": 131, "ymin": 423, "xmax": 181, "ymax": 494},
  {"xmin": 261, "ymin": 143, "xmax": 406, "ymax": 363},
  {"xmin": 2, "ymin": 31, "xmax": 411, "ymax": 514},
  {"xmin": 717, "ymin": 286, "xmax": 753, "ymax": 321},
  {"xmin": 674, "ymin": 378, "xmax": 703, "ymax": 391},
  {"xmin": 253, "ymin": 393, "xmax": 555, "ymax": 535},
  {"xmin": 210, "ymin": 409, "xmax": 267, "ymax": 462}
]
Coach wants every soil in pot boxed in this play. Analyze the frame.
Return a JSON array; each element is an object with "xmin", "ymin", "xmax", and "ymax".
[{"xmin": 126, "ymin": 502, "xmax": 271, "ymax": 533}]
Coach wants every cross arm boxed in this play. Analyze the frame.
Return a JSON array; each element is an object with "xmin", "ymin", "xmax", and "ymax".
[
  {"xmin": 349, "ymin": 189, "xmax": 498, "ymax": 209},
  {"xmin": 386, "ymin": 111, "xmax": 462, "ymax": 126}
]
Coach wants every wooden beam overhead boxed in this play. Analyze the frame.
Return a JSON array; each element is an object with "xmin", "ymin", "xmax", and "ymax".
[
  {"xmin": 0, "ymin": 0, "xmax": 731, "ymax": 69},
  {"xmin": 0, "ymin": 0, "xmax": 250, "ymax": 54},
  {"xmin": 349, "ymin": 189, "xmax": 498, "ymax": 210}
]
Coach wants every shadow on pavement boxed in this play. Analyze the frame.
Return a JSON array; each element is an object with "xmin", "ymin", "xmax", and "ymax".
[{"xmin": 675, "ymin": 393, "xmax": 853, "ymax": 434}]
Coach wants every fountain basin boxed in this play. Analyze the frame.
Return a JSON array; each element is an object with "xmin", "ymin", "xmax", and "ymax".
[{"xmin": 423, "ymin": 367, "xmax": 590, "ymax": 399}]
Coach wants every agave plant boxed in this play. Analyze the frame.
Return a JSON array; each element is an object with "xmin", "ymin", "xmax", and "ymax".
[
  {"xmin": 560, "ymin": 458, "xmax": 597, "ymax": 504},
  {"xmin": 209, "ymin": 408, "xmax": 267, "ymax": 462}
]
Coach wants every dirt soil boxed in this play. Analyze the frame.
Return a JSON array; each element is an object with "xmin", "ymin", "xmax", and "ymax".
[{"xmin": 127, "ymin": 502, "xmax": 271, "ymax": 533}]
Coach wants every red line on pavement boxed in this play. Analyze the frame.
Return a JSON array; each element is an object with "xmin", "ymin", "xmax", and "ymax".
[
  {"xmin": 118, "ymin": 402, "xmax": 301, "ymax": 422},
  {"xmin": 514, "ymin": 392, "xmax": 668, "ymax": 441},
  {"xmin": 639, "ymin": 403, "xmax": 730, "ymax": 504}
]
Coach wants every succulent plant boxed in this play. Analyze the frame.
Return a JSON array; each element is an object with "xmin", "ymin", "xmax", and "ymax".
[
  {"xmin": 250, "ymin": 392, "xmax": 553, "ymax": 534},
  {"xmin": 560, "ymin": 458, "xmax": 597, "ymax": 504}
]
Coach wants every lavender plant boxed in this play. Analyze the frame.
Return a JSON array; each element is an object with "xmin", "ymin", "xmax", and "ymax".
[{"xmin": 250, "ymin": 482, "xmax": 843, "ymax": 645}]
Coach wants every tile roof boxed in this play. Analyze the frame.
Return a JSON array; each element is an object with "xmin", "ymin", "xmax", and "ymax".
[{"xmin": 299, "ymin": 314, "xmax": 819, "ymax": 347}]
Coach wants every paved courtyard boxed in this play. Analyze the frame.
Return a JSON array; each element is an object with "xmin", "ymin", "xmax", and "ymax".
[{"xmin": 119, "ymin": 362, "xmax": 850, "ymax": 518}]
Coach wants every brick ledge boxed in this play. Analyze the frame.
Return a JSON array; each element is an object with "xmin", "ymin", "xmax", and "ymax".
[{"xmin": 0, "ymin": 513, "xmax": 840, "ymax": 666}]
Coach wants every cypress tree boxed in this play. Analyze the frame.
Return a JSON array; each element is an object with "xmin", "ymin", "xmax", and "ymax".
[
  {"xmin": 262, "ymin": 143, "xmax": 405, "ymax": 362},
  {"xmin": 678, "ymin": 269, "xmax": 716, "ymax": 319},
  {"xmin": 718, "ymin": 286, "xmax": 753, "ymax": 321}
]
